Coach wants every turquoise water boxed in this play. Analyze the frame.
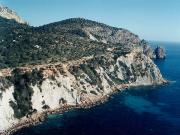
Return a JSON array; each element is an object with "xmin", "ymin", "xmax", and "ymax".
[{"xmin": 13, "ymin": 41, "xmax": 180, "ymax": 135}]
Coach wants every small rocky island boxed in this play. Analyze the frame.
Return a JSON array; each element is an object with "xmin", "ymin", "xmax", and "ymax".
[
  {"xmin": 0, "ymin": 5, "xmax": 166, "ymax": 135},
  {"xmin": 154, "ymin": 46, "xmax": 166, "ymax": 59}
]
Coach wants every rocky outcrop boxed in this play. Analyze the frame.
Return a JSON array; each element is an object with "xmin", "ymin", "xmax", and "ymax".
[
  {"xmin": 83, "ymin": 25, "xmax": 140, "ymax": 46},
  {"xmin": 141, "ymin": 40, "xmax": 166, "ymax": 59},
  {"xmin": 154, "ymin": 46, "xmax": 166, "ymax": 59},
  {"xmin": 0, "ymin": 48, "xmax": 166, "ymax": 134},
  {"xmin": 0, "ymin": 5, "xmax": 26, "ymax": 24}
]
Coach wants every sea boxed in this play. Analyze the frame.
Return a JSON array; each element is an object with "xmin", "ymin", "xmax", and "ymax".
[{"xmin": 13, "ymin": 41, "xmax": 180, "ymax": 135}]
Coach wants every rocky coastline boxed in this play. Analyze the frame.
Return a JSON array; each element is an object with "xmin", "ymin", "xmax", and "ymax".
[
  {"xmin": 1, "ymin": 81, "xmax": 169, "ymax": 135},
  {"xmin": 1, "ymin": 91, "xmax": 114, "ymax": 135},
  {"xmin": 0, "ymin": 49, "xmax": 167, "ymax": 134},
  {"xmin": 0, "ymin": 6, "xmax": 167, "ymax": 135}
]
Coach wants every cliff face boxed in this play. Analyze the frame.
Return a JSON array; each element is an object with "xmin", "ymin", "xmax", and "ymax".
[{"xmin": 0, "ymin": 48, "xmax": 165, "ymax": 132}]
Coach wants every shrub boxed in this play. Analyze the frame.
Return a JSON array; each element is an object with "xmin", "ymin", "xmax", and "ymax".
[
  {"xmin": 90, "ymin": 90, "xmax": 97, "ymax": 95},
  {"xmin": 42, "ymin": 104, "xmax": 50, "ymax": 110},
  {"xmin": 7, "ymin": 68, "xmax": 43, "ymax": 118},
  {"xmin": 80, "ymin": 64, "xmax": 102, "ymax": 87},
  {"xmin": 81, "ymin": 90, "xmax": 87, "ymax": 94}
]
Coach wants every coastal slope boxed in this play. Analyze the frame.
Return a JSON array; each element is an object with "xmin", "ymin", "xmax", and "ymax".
[{"xmin": 0, "ymin": 48, "xmax": 165, "ymax": 133}]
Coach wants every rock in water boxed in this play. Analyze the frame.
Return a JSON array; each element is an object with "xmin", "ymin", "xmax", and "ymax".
[{"xmin": 154, "ymin": 46, "xmax": 166, "ymax": 59}]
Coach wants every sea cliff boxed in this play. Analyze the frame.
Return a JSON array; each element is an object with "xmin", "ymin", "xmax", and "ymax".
[{"xmin": 0, "ymin": 47, "xmax": 166, "ymax": 134}]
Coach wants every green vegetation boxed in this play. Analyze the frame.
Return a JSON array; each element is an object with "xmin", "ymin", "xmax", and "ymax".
[
  {"xmin": 0, "ymin": 92, "xmax": 2, "ymax": 99},
  {"xmin": 0, "ymin": 77, "xmax": 12, "ymax": 91},
  {"xmin": 7, "ymin": 68, "xmax": 44, "ymax": 118},
  {"xmin": 0, "ymin": 17, "xmax": 108, "ymax": 68},
  {"xmin": 90, "ymin": 90, "xmax": 98, "ymax": 95},
  {"xmin": 80, "ymin": 64, "xmax": 102, "ymax": 87},
  {"xmin": 81, "ymin": 90, "xmax": 87, "ymax": 94},
  {"xmin": 59, "ymin": 98, "xmax": 67, "ymax": 104},
  {"xmin": 42, "ymin": 105, "xmax": 50, "ymax": 110},
  {"xmin": 0, "ymin": 17, "xmax": 139, "ymax": 68},
  {"xmin": 9, "ymin": 69, "xmax": 34, "ymax": 118}
]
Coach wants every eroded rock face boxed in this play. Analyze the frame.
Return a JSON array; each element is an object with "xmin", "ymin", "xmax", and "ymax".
[{"xmin": 0, "ymin": 48, "xmax": 166, "ymax": 132}]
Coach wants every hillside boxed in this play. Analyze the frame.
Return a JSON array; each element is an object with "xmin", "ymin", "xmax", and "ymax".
[{"xmin": 0, "ymin": 17, "xmax": 143, "ymax": 68}]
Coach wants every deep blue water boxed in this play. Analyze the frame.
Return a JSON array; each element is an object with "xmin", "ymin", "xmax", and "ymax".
[{"xmin": 13, "ymin": 41, "xmax": 180, "ymax": 135}]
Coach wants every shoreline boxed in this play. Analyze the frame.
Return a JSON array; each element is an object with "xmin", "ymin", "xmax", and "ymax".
[
  {"xmin": 1, "ymin": 81, "xmax": 168, "ymax": 135},
  {"xmin": 1, "ymin": 90, "xmax": 115, "ymax": 135}
]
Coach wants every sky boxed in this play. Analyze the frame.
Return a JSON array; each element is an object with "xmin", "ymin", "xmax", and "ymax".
[{"xmin": 1, "ymin": 0, "xmax": 180, "ymax": 42}]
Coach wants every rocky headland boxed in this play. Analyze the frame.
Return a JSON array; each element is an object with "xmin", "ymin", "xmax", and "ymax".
[{"xmin": 0, "ymin": 6, "xmax": 167, "ymax": 135}]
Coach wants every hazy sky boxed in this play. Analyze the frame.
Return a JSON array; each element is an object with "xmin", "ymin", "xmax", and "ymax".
[{"xmin": 1, "ymin": 0, "xmax": 180, "ymax": 42}]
